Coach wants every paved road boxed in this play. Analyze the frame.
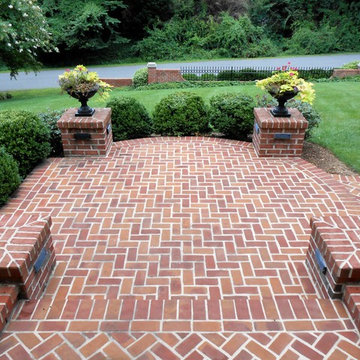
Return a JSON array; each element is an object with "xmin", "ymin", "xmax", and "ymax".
[{"xmin": 1, "ymin": 53, "xmax": 360, "ymax": 91}]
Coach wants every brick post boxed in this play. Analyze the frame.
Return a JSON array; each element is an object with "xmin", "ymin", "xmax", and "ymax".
[
  {"xmin": 252, "ymin": 108, "xmax": 308, "ymax": 157},
  {"xmin": 147, "ymin": 62, "xmax": 157, "ymax": 84},
  {"xmin": 57, "ymin": 108, "xmax": 113, "ymax": 157}
]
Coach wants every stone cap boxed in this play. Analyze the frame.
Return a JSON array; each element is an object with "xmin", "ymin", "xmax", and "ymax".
[
  {"xmin": 57, "ymin": 108, "xmax": 111, "ymax": 130},
  {"xmin": 310, "ymin": 215, "xmax": 360, "ymax": 283},
  {"xmin": 254, "ymin": 108, "xmax": 309, "ymax": 130},
  {"xmin": 147, "ymin": 62, "xmax": 157, "ymax": 68}
]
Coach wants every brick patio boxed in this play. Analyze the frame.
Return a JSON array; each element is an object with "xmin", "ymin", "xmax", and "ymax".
[{"xmin": 0, "ymin": 137, "xmax": 360, "ymax": 359}]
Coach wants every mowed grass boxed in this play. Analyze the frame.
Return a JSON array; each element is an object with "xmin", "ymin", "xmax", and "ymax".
[{"xmin": 0, "ymin": 82, "xmax": 359, "ymax": 172}]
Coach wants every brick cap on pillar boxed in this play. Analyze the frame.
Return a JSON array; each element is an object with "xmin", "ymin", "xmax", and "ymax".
[
  {"xmin": 57, "ymin": 108, "xmax": 111, "ymax": 130},
  {"xmin": 254, "ymin": 107, "xmax": 309, "ymax": 130},
  {"xmin": 147, "ymin": 62, "xmax": 157, "ymax": 68},
  {"xmin": 310, "ymin": 215, "xmax": 360, "ymax": 283}
]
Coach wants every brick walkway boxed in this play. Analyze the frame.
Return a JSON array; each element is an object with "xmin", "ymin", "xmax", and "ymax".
[{"xmin": 1, "ymin": 137, "xmax": 360, "ymax": 359}]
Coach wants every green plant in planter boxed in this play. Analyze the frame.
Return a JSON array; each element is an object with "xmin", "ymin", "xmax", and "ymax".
[
  {"xmin": 59, "ymin": 65, "xmax": 112, "ymax": 116},
  {"xmin": 256, "ymin": 63, "xmax": 315, "ymax": 117}
]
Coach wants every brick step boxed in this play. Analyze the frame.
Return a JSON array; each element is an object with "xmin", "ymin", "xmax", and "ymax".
[
  {"xmin": 344, "ymin": 286, "xmax": 360, "ymax": 333},
  {"xmin": 12, "ymin": 296, "xmax": 353, "ymax": 333},
  {"xmin": 0, "ymin": 284, "xmax": 19, "ymax": 332}
]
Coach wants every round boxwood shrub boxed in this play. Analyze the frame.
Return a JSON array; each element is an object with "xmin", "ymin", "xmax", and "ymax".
[
  {"xmin": 38, "ymin": 109, "xmax": 65, "ymax": 157},
  {"xmin": 133, "ymin": 67, "xmax": 148, "ymax": 87},
  {"xmin": 106, "ymin": 97, "xmax": 152, "ymax": 141},
  {"xmin": 153, "ymin": 92, "xmax": 209, "ymax": 136},
  {"xmin": 0, "ymin": 147, "xmax": 21, "ymax": 206},
  {"xmin": 0, "ymin": 110, "xmax": 51, "ymax": 177},
  {"xmin": 209, "ymin": 93, "xmax": 255, "ymax": 140}
]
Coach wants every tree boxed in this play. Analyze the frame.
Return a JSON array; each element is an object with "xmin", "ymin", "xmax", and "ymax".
[
  {"xmin": 40, "ymin": 0, "xmax": 127, "ymax": 52},
  {"xmin": 0, "ymin": 0, "xmax": 55, "ymax": 77}
]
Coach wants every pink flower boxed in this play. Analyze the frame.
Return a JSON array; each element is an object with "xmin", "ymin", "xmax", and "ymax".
[
  {"xmin": 66, "ymin": 69, "xmax": 70, "ymax": 72},
  {"xmin": 276, "ymin": 67, "xmax": 281, "ymax": 70},
  {"xmin": 282, "ymin": 66, "xmax": 286, "ymax": 71},
  {"xmin": 290, "ymin": 72, "xmax": 294, "ymax": 76},
  {"xmin": 287, "ymin": 61, "xmax": 291, "ymax": 64}
]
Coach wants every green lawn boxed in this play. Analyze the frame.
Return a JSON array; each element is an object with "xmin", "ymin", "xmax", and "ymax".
[{"xmin": 0, "ymin": 82, "xmax": 359, "ymax": 173}]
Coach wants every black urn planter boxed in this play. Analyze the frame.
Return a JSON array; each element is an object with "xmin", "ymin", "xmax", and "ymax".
[
  {"xmin": 67, "ymin": 85, "xmax": 99, "ymax": 117},
  {"xmin": 270, "ymin": 90, "xmax": 298, "ymax": 118}
]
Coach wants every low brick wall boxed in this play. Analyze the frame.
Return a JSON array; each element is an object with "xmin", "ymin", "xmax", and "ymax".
[
  {"xmin": 100, "ymin": 78, "xmax": 132, "ymax": 87},
  {"xmin": 147, "ymin": 62, "xmax": 185, "ymax": 84},
  {"xmin": 332, "ymin": 68, "xmax": 360, "ymax": 78},
  {"xmin": 0, "ymin": 216, "xmax": 56, "ymax": 299},
  {"xmin": 57, "ymin": 108, "xmax": 113, "ymax": 157},
  {"xmin": 252, "ymin": 108, "xmax": 308, "ymax": 157},
  {"xmin": 0, "ymin": 285, "xmax": 18, "ymax": 332}
]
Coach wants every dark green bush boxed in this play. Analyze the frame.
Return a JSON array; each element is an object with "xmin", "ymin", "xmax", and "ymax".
[
  {"xmin": 0, "ymin": 147, "xmax": 21, "ymax": 206},
  {"xmin": 106, "ymin": 97, "xmax": 152, "ymax": 141},
  {"xmin": 38, "ymin": 109, "xmax": 65, "ymax": 157},
  {"xmin": 0, "ymin": 111, "xmax": 51, "ymax": 177},
  {"xmin": 209, "ymin": 93, "xmax": 255, "ymax": 140},
  {"xmin": 153, "ymin": 92, "xmax": 209, "ymax": 136},
  {"xmin": 133, "ymin": 68, "xmax": 148, "ymax": 87},
  {"xmin": 183, "ymin": 74, "xmax": 199, "ymax": 81},
  {"xmin": 0, "ymin": 92, "xmax": 12, "ymax": 101}
]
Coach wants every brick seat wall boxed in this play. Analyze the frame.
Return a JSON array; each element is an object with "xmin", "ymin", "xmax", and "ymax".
[
  {"xmin": 306, "ymin": 215, "xmax": 360, "ymax": 331},
  {"xmin": 0, "ymin": 216, "xmax": 56, "ymax": 299}
]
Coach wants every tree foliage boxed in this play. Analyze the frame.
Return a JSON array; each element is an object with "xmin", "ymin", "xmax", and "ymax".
[
  {"xmin": 0, "ymin": 0, "xmax": 55, "ymax": 77},
  {"xmin": 40, "ymin": 0, "xmax": 127, "ymax": 52}
]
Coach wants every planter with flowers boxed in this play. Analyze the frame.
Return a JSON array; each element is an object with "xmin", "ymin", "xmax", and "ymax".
[
  {"xmin": 59, "ymin": 65, "xmax": 112, "ymax": 117},
  {"xmin": 256, "ymin": 63, "xmax": 315, "ymax": 117}
]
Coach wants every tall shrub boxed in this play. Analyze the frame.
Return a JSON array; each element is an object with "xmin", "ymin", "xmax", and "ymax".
[{"xmin": 0, "ymin": 111, "xmax": 51, "ymax": 177}]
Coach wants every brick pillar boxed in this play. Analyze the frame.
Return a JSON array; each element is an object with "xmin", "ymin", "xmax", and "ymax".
[
  {"xmin": 252, "ymin": 108, "xmax": 308, "ymax": 157},
  {"xmin": 57, "ymin": 108, "xmax": 113, "ymax": 157},
  {"xmin": 147, "ymin": 62, "xmax": 157, "ymax": 84}
]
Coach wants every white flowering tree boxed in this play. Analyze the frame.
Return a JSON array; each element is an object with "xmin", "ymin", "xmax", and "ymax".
[{"xmin": 0, "ymin": 0, "xmax": 56, "ymax": 77}]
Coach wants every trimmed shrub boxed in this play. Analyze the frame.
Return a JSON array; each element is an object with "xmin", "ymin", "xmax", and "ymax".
[
  {"xmin": 183, "ymin": 74, "xmax": 199, "ymax": 81},
  {"xmin": 209, "ymin": 93, "xmax": 255, "ymax": 140},
  {"xmin": 341, "ymin": 60, "xmax": 360, "ymax": 69},
  {"xmin": 287, "ymin": 99, "xmax": 321, "ymax": 139},
  {"xmin": 38, "ymin": 109, "xmax": 65, "ymax": 157},
  {"xmin": 0, "ymin": 110, "xmax": 51, "ymax": 177},
  {"xmin": 153, "ymin": 92, "xmax": 209, "ymax": 136},
  {"xmin": 133, "ymin": 67, "xmax": 148, "ymax": 87},
  {"xmin": 106, "ymin": 97, "xmax": 152, "ymax": 141},
  {"xmin": 0, "ymin": 147, "xmax": 21, "ymax": 206}
]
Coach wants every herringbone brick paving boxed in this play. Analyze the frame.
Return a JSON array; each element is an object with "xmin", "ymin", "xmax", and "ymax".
[{"xmin": 1, "ymin": 137, "xmax": 360, "ymax": 359}]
